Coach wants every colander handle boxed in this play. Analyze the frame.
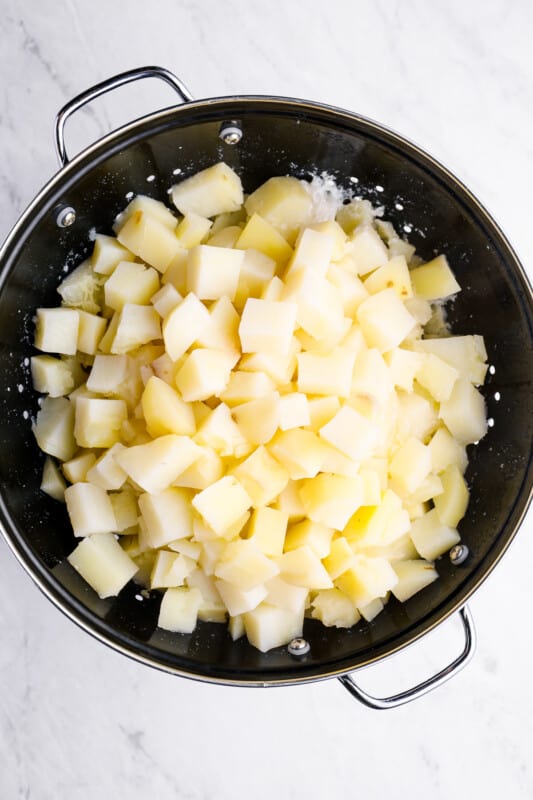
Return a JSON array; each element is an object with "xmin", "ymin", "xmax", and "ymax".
[
  {"xmin": 54, "ymin": 66, "xmax": 193, "ymax": 168},
  {"xmin": 338, "ymin": 605, "xmax": 476, "ymax": 709}
]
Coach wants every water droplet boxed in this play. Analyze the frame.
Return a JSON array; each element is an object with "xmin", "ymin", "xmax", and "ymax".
[
  {"xmin": 375, "ymin": 185, "xmax": 384, "ymax": 193},
  {"xmin": 489, "ymin": 365, "xmax": 496, "ymax": 375},
  {"xmin": 172, "ymin": 167, "xmax": 182, "ymax": 176},
  {"xmin": 488, "ymin": 417, "xmax": 495, "ymax": 427},
  {"xmin": 403, "ymin": 224, "xmax": 413, "ymax": 233},
  {"xmin": 395, "ymin": 202, "xmax": 404, "ymax": 211},
  {"xmin": 146, "ymin": 174, "xmax": 155, "ymax": 183},
  {"xmin": 125, "ymin": 191, "xmax": 134, "ymax": 201},
  {"xmin": 494, "ymin": 391, "xmax": 501, "ymax": 401}
]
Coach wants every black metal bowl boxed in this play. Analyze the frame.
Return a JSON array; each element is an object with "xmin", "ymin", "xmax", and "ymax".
[{"xmin": 1, "ymin": 68, "xmax": 531, "ymax": 701}]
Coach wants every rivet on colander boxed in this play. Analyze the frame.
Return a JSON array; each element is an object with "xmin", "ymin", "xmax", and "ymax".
[
  {"xmin": 219, "ymin": 122, "xmax": 243, "ymax": 145},
  {"xmin": 55, "ymin": 206, "xmax": 76, "ymax": 227},
  {"xmin": 288, "ymin": 637, "xmax": 310, "ymax": 656},
  {"xmin": 449, "ymin": 544, "xmax": 469, "ymax": 565}
]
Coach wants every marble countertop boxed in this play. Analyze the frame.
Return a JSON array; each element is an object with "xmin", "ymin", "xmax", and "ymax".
[{"xmin": 1, "ymin": 0, "xmax": 532, "ymax": 797}]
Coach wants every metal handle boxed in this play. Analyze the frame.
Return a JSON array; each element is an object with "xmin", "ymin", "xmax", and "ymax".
[
  {"xmin": 338, "ymin": 606, "xmax": 476, "ymax": 710},
  {"xmin": 54, "ymin": 66, "xmax": 193, "ymax": 167}
]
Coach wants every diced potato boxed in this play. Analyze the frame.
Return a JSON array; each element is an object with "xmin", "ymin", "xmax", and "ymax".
[
  {"xmin": 309, "ymin": 220, "xmax": 347, "ymax": 261},
  {"xmin": 286, "ymin": 228, "xmax": 335, "ymax": 278},
  {"xmin": 109, "ymin": 490, "xmax": 138, "ymax": 532},
  {"xmin": 344, "ymin": 489, "xmax": 410, "ymax": 548},
  {"xmin": 116, "ymin": 435, "xmax": 200, "ymax": 493},
  {"xmin": 243, "ymin": 603, "xmax": 304, "ymax": 652},
  {"xmin": 245, "ymin": 176, "xmax": 312, "ymax": 243},
  {"xmin": 86, "ymin": 354, "xmax": 128, "ymax": 395},
  {"xmin": 161, "ymin": 248, "xmax": 189, "ymax": 293},
  {"xmin": 239, "ymin": 344, "xmax": 298, "ymax": 385},
  {"xmin": 31, "ymin": 355, "xmax": 74, "ymax": 397},
  {"xmin": 269, "ymin": 429, "xmax": 326, "ymax": 480},
  {"xmin": 327, "ymin": 264, "xmax": 369, "ymax": 316},
  {"xmin": 150, "ymin": 551, "xmax": 195, "ymax": 589},
  {"xmin": 283, "ymin": 270, "xmax": 345, "ymax": 343},
  {"xmin": 299, "ymin": 474, "xmax": 363, "ymax": 530},
  {"xmin": 319, "ymin": 405, "xmax": 379, "ymax": 462},
  {"xmin": 363, "ymin": 255, "xmax": 412, "ymax": 299},
  {"xmin": 357, "ymin": 289, "xmax": 416, "ymax": 352},
  {"xmin": 416, "ymin": 353, "xmax": 458, "ymax": 403},
  {"xmin": 322, "ymin": 537, "xmax": 355, "ymax": 579},
  {"xmin": 68, "ymin": 533, "xmax": 138, "ymax": 598},
  {"xmin": 32, "ymin": 396, "xmax": 77, "ymax": 461},
  {"xmin": 391, "ymin": 559, "xmax": 438, "ymax": 602},
  {"xmin": 162, "ymin": 292, "xmax": 211, "ymax": 361},
  {"xmin": 439, "ymin": 378, "xmax": 487, "ymax": 445},
  {"xmin": 138, "ymin": 487, "xmax": 193, "ymax": 548},
  {"xmin": 104, "ymin": 261, "xmax": 160, "ymax": 311},
  {"xmin": 297, "ymin": 349, "xmax": 356, "ymax": 397},
  {"xmin": 171, "ymin": 163, "xmax": 244, "ymax": 218},
  {"xmin": 388, "ymin": 438, "xmax": 431, "ymax": 494},
  {"xmin": 194, "ymin": 402, "xmax": 249, "ymax": 457},
  {"xmin": 34, "ymin": 307, "xmax": 79, "ymax": 355},
  {"xmin": 239, "ymin": 298, "xmax": 297, "ymax": 356},
  {"xmin": 215, "ymin": 580, "xmax": 268, "ymax": 616},
  {"xmin": 187, "ymin": 245, "xmax": 244, "ymax": 301},
  {"xmin": 114, "ymin": 194, "xmax": 178, "ymax": 232},
  {"xmin": 91, "ymin": 233, "xmax": 135, "ymax": 276},
  {"xmin": 74, "ymin": 396, "xmax": 126, "ymax": 448},
  {"xmin": 348, "ymin": 224, "xmax": 389, "ymax": 275},
  {"xmin": 413, "ymin": 336, "xmax": 487, "ymax": 386},
  {"xmin": 336, "ymin": 199, "xmax": 375, "ymax": 235},
  {"xmin": 167, "ymin": 539, "xmax": 201, "ymax": 559},
  {"xmin": 62, "ymin": 451, "xmax": 97, "ymax": 483},
  {"xmin": 151, "ymin": 284, "xmax": 182, "ymax": 318},
  {"xmin": 158, "ymin": 586, "xmax": 203, "ymax": 633},
  {"xmin": 278, "ymin": 392, "xmax": 310, "ymax": 430},
  {"xmin": 404, "ymin": 295, "xmax": 432, "ymax": 325},
  {"xmin": 311, "ymin": 588, "xmax": 360, "ymax": 628},
  {"xmin": 195, "ymin": 295, "xmax": 240, "ymax": 353},
  {"xmin": 86, "ymin": 443, "xmax": 127, "ymax": 491},
  {"xmin": 57, "ymin": 261, "xmax": 104, "ymax": 314},
  {"xmin": 410, "ymin": 255, "xmax": 461, "ymax": 300},
  {"xmin": 77, "ymin": 310, "xmax": 107, "ymax": 354},
  {"xmin": 433, "ymin": 464, "xmax": 469, "ymax": 528},
  {"xmin": 117, "ymin": 211, "xmax": 182, "ymax": 273},
  {"xmin": 284, "ymin": 520, "xmax": 333, "ymax": 559},
  {"xmin": 336, "ymin": 555, "xmax": 398, "ymax": 606},
  {"xmin": 173, "ymin": 444, "xmax": 224, "ymax": 490},
  {"xmin": 234, "ymin": 249, "xmax": 277, "ymax": 309},
  {"xmin": 111, "ymin": 304, "xmax": 161, "ymax": 354},
  {"xmin": 247, "ymin": 507, "xmax": 288, "ymax": 557},
  {"xmin": 64, "ymin": 482, "xmax": 116, "ymax": 537},
  {"xmin": 410, "ymin": 508, "xmax": 460, "ymax": 560},
  {"xmin": 220, "ymin": 370, "xmax": 276, "ymax": 406},
  {"xmin": 175, "ymin": 348, "xmax": 238, "ymax": 403},
  {"xmin": 231, "ymin": 446, "xmax": 289, "ymax": 506},
  {"xmin": 175, "ymin": 212, "xmax": 212, "ymax": 247},
  {"xmin": 384, "ymin": 348, "xmax": 422, "ymax": 392},
  {"xmin": 141, "ymin": 375, "xmax": 195, "ymax": 437},
  {"xmin": 208, "ymin": 225, "xmax": 242, "ymax": 248},
  {"xmin": 395, "ymin": 391, "xmax": 438, "ymax": 444},
  {"xmin": 261, "ymin": 275, "xmax": 284, "ymax": 302},
  {"xmin": 428, "ymin": 427, "xmax": 468, "ymax": 474},
  {"xmin": 214, "ymin": 539, "xmax": 279, "ymax": 590},
  {"xmin": 192, "ymin": 476, "xmax": 252, "ymax": 536},
  {"xmin": 232, "ymin": 393, "xmax": 280, "ymax": 445},
  {"xmin": 359, "ymin": 597, "xmax": 384, "ymax": 622},
  {"xmin": 273, "ymin": 480, "xmax": 307, "ymax": 520},
  {"xmin": 278, "ymin": 545, "xmax": 333, "ymax": 589},
  {"xmin": 236, "ymin": 214, "xmax": 293, "ymax": 266},
  {"xmin": 307, "ymin": 395, "xmax": 341, "ymax": 431},
  {"xmin": 229, "ymin": 614, "xmax": 245, "ymax": 640},
  {"xmin": 40, "ymin": 456, "xmax": 67, "ymax": 502}
]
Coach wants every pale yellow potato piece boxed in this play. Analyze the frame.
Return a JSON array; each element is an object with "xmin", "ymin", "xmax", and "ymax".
[
  {"xmin": 278, "ymin": 545, "xmax": 333, "ymax": 589},
  {"xmin": 192, "ymin": 476, "xmax": 252, "ymax": 536},
  {"xmin": 158, "ymin": 586, "xmax": 203, "ymax": 633},
  {"xmin": 175, "ymin": 212, "xmax": 212, "ymax": 247},
  {"xmin": 239, "ymin": 298, "xmax": 297, "ymax": 355},
  {"xmin": 410, "ymin": 255, "xmax": 461, "ymax": 300},
  {"xmin": 264, "ymin": 576, "xmax": 308, "ymax": 613},
  {"xmin": 141, "ymin": 376, "xmax": 195, "ymax": 437},
  {"xmin": 344, "ymin": 489, "xmax": 410, "ymax": 548},
  {"xmin": 278, "ymin": 392, "xmax": 310, "ymax": 430},
  {"xmin": 336, "ymin": 554, "xmax": 398, "ymax": 607},
  {"xmin": 215, "ymin": 580, "xmax": 268, "ymax": 617},
  {"xmin": 117, "ymin": 211, "xmax": 182, "ymax": 273},
  {"xmin": 413, "ymin": 335, "xmax": 487, "ymax": 385},
  {"xmin": 307, "ymin": 396, "xmax": 341, "ymax": 431},
  {"xmin": 109, "ymin": 490, "xmax": 138, "ymax": 532},
  {"xmin": 268, "ymin": 428, "xmax": 327, "ymax": 480},
  {"xmin": 57, "ymin": 261, "xmax": 104, "ymax": 315},
  {"xmin": 410, "ymin": 508, "xmax": 460, "ymax": 560},
  {"xmin": 284, "ymin": 520, "xmax": 333, "ymax": 559},
  {"xmin": 151, "ymin": 284, "xmax": 182, "ymax": 318},
  {"xmin": 228, "ymin": 614, "xmax": 245, "ymax": 640},
  {"xmin": 232, "ymin": 393, "xmax": 280, "ymax": 446},
  {"xmin": 32, "ymin": 397, "xmax": 76, "ymax": 461},
  {"xmin": 322, "ymin": 537, "xmax": 355, "ymax": 580},
  {"xmin": 187, "ymin": 244, "xmax": 244, "ymax": 301},
  {"xmin": 433, "ymin": 464, "xmax": 469, "ymax": 528},
  {"xmin": 162, "ymin": 292, "xmax": 211, "ymax": 361},
  {"xmin": 234, "ymin": 249, "xmax": 277, "ymax": 310},
  {"xmin": 239, "ymin": 343, "xmax": 299, "ymax": 386},
  {"xmin": 34, "ymin": 307, "xmax": 79, "ymax": 355},
  {"xmin": 194, "ymin": 402, "xmax": 249, "ymax": 457},
  {"xmin": 171, "ymin": 163, "xmax": 244, "ymax": 218},
  {"xmin": 62, "ymin": 452, "xmax": 97, "ymax": 484},
  {"xmin": 391, "ymin": 559, "xmax": 438, "ymax": 602},
  {"xmin": 439, "ymin": 378, "xmax": 487, "ymax": 445},
  {"xmin": 428, "ymin": 427, "xmax": 468, "ymax": 474},
  {"xmin": 77, "ymin": 310, "xmax": 107, "ymax": 355},
  {"xmin": 230, "ymin": 445, "xmax": 289, "ymax": 506},
  {"xmin": 319, "ymin": 404, "xmax": 379, "ymax": 462},
  {"xmin": 68, "ymin": 533, "xmax": 138, "ymax": 598},
  {"xmin": 86, "ymin": 354, "xmax": 129, "ymax": 394},
  {"xmin": 150, "ymin": 550, "xmax": 195, "ymax": 589},
  {"xmin": 243, "ymin": 603, "xmax": 304, "ymax": 652},
  {"xmin": 309, "ymin": 220, "xmax": 347, "ymax": 261},
  {"xmin": 111, "ymin": 304, "xmax": 161, "ymax": 354},
  {"xmin": 196, "ymin": 295, "xmax": 240, "ymax": 353},
  {"xmin": 114, "ymin": 194, "xmax": 178, "ymax": 232},
  {"xmin": 356, "ymin": 288, "xmax": 416, "ymax": 352},
  {"xmin": 359, "ymin": 597, "xmax": 385, "ymax": 622},
  {"xmin": 74, "ymin": 396, "xmax": 126, "ymax": 448},
  {"xmin": 247, "ymin": 507, "xmax": 288, "ymax": 557},
  {"xmin": 86, "ymin": 443, "xmax": 128, "ymax": 491},
  {"xmin": 299, "ymin": 474, "xmax": 363, "ymax": 530},
  {"xmin": 172, "ymin": 444, "xmax": 224, "ymax": 490},
  {"xmin": 64, "ymin": 482, "xmax": 116, "ymax": 537},
  {"xmin": 208, "ymin": 225, "xmax": 242, "ymax": 248},
  {"xmin": 31, "ymin": 355, "xmax": 74, "ymax": 397},
  {"xmin": 235, "ymin": 214, "xmax": 293, "ymax": 266},
  {"xmin": 261, "ymin": 275, "xmax": 284, "ymax": 302},
  {"xmin": 327, "ymin": 264, "xmax": 369, "ymax": 316},
  {"xmin": 40, "ymin": 456, "xmax": 67, "ymax": 502},
  {"xmin": 138, "ymin": 487, "xmax": 193, "ymax": 548},
  {"xmin": 388, "ymin": 438, "xmax": 431, "ymax": 495},
  {"xmin": 214, "ymin": 539, "xmax": 279, "ymax": 591},
  {"xmin": 175, "ymin": 348, "xmax": 238, "ymax": 403},
  {"xmin": 348, "ymin": 224, "xmax": 389, "ymax": 275},
  {"xmin": 297, "ymin": 348, "xmax": 356, "ymax": 397},
  {"xmin": 91, "ymin": 233, "xmax": 135, "ymax": 276},
  {"xmin": 286, "ymin": 228, "xmax": 335, "ymax": 279},
  {"xmin": 384, "ymin": 348, "xmax": 422, "ymax": 392},
  {"xmin": 104, "ymin": 261, "xmax": 160, "ymax": 311},
  {"xmin": 311, "ymin": 588, "xmax": 360, "ymax": 628},
  {"xmin": 363, "ymin": 255, "xmax": 412, "ymax": 299},
  {"xmin": 220, "ymin": 370, "xmax": 276, "ymax": 406},
  {"xmin": 416, "ymin": 353, "xmax": 459, "ymax": 403},
  {"xmin": 244, "ymin": 176, "xmax": 312, "ymax": 243},
  {"xmin": 116, "ymin": 435, "xmax": 200, "ymax": 494},
  {"xmin": 283, "ymin": 269, "xmax": 345, "ymax": 343}
]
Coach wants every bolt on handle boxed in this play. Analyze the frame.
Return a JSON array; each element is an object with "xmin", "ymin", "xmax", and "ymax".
[
  {"xmin": 54, "ymin": 66, "xmax": 194, "ymax": 168},
  {"xmin": 338, "ymin": 606, "xmax": 476, "ymax": 710}
]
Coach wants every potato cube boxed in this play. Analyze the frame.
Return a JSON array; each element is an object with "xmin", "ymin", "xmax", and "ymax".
[
  {"xmin": 384, "ymin": 348, "xmax": 422, "ymax": 392},
  {"xmin": 356, "ymin": 289, "xmax": 416, "ymax": 352},
  {"xmin": 363, "ymin": 255, "xmax": 412, "ymax": 299},
  {"xmin": 264, "ymin": 576, "xmax": 308, "ymax": 613},
  {"xmin": 162, "ymin": 293, "xmax": 212, "ymax": 361},
  {"xmin": 151, "ymin": 284, "xmax": 182, "ymax": 318},
  {"xmin": 239, "ymin": 342, "xmax": 299, "ymax": 385},
  {"xmin": 158, "ymin": 586, "xmax": 203, "ymax": 633},
  {"xmin": 138, "ymin": 487, "xmax": 193, "ymax": 548},
  {"xmin": 40, "ymin": 456, "xmax": 67, "ymax": 502},
  {"xmin": 62, "ymin": 451, "xmax": 97, "ymax": 483},
  {"xmin": 208, "ymin": 225, "xmax": 242, "ymax": 248},
  {"xmin": 151, "ymin": 551, "xmax": 195, "ymax": 589},
  {"xmin": 74, "ymin": 396, "xmax": 126, "ymax": 448},
  {"xmin": 261, "ymin": 276, "xmax": 284, "ymax": 302},
  {"xmin": 56, "ymin": 261, "xmax": 104, "ymax": 315},
  {"xmin": 192, "ymin": 475, "xmax": 252, "ymax": 536},
  {"xmin": 117, "ymin": 211, "xmax": 182, "ymax": 273},
  {"xmin": 272, "ymin": 480, "xmax": 307, "ymax": 521},
  {"xmin": 348, "ymin": 224, "xmax": 389, "ymax": 275},
  {"xmin": 232, "ymin": 393, "xmax": 280, "ymax": 446},
  {"xmin": 141, "ymin": 376, "xmax": 195, "ymax": 437},
  {"xmin": 231, "ymin": 446, "xmax": 289, "ymax": 506},
  {"xmin": 297, "ymin": 348, "xmax": 355, "ymax": 397},
  {"xmin": 84, "ymin": 443, "xmax": 126, "ymax": 491},
  {"xmin": 234, "ymin": 249, "xmax": 277, "ymax": 309},
  {"xmin": 322, "ymin": 537, "xmax": 355, "ymax": 579},
  {"xmin": 396, "ymin": 391, "xmax": 438, "ymax": 445},
  {"xmin": 114, "ymin": 194, "xmax": 178, "ymax": 232},
  {"xmin": 77, "ymin": 310, "xmax": 107, "ymax": 355},
  {"xmin": 391, "ymin": 559, "xmax": 438, "ymax": 602},
  {"xmin": 283, "ymin": 269, "xmax": 345, "ymax": 343},
  {"xmin": 220, "ymin": 370, "xmax": 276, "ymax": 406},
  {"xmin": 68, "ymin": 533, "xmax": 138, "ymax": 598},
  {"xmin": 31, "ymin": 355, "xmax": 74, "ymax": 397},
  {"xmin": 111, "ymin": 304, "xmax": 161, "ymax": 354},
  {"xmin": 215, "ymin": 580, "xmax": 268, "ymax": 616},
  {"xmin": 172, "ymin": 445, "xmax": 224, "ymax": 490},
  {"xmin": 247, "ymin": 507, "xmax": 288, "ymax": 557},
  {"xmin": 175, "ymin": 348, "xmax": 238, "ymax": 402},
  {"xmin": 309, "ymin": 220, "xmax": 347, "ymax": 261},
  {"xmin": 161, "ymin": 248, "xmax": 189, "ymax": 293},
  {"xmin": 109, "ymin": 490, "xmax": 138, "ymax": 532},
  {"xmin": 413, "ymin": 335, "xmax": 487, "ymax": 385},
  {"xmin": 245, "ymin": 176, "xmax": 312, "ymax": 243},
  {"xmin": 187, "ymin": 245, "xmax": 244, "ymax": 301},
  {"xmin": 299, "ymin": 474, "xmax": 363, "ymax": 530},
  {"xmin": 319, "ymin": 405, "xmax": 379, "ymax": 462},
  {"xmin": 116, "ymin": 435, "xmax": 200, "ymax": 493},
  {"xmin": 284, "ymin": 520, "xmax": 333, "ymax": 559},
  {"xmin": 307, "ymin": 396, "xmax": 341, "ymax": 431},
  {"xmin": 175, "ymin": 212, "xmax": 212, "ymax": 247},
  {"xmin": 278, "ymin": 545, "xmax": 333, "ymax": 589},
  {"xmin": 197, "ymin": 538, "xmax": 226, "ymax": 574},
  {"xmin": 34, "ymin": 307, "xmax": 79, "ymax": 355},
  {"xmin": 32, "ymin": 397, "xmax": 76, "ymax": 461},
  {"xmin": 336, "ymin": 199, "xmax": 375, "ymax": 235},
  {"xmin": 214, "ymin": 539, "xmax": 279, "ymax": 590},
  {"xmin": 268, "ymin": 429, "xmax": 327, "ymax": 480},
  {"xmin": 238, "ymin": 298, "xmax": 297, "ymax": 356},
  {"xmin": 433, "ymin": 464, "xmax": 469, "ymax": 528},
  {"xmin": 195, "ymin": 296, "xmax": 240, "ymax": 354},
  {"xmin": 91, "ymin": 233, "xmax": 134, "ymax": 276},
  {"xmin": 410, "ymin": 254, "xmax": 461, "ymax": 300},
  {"xmin": 311, "ymin": 588, "xmax": 360, "ymax": 628},
  {"xmin": 278, "ymin": 392, "xmax": 310, "ymax": 431},
  {"xmin": 336, "ymin": 555, "xmax": 398, "ymax": 606},
  {"xmin": 104, "ymin": 261, "xmax": 160, "ymax": 311},
  {"xmin": 86, "ymin": 354, "xmax": 128, "ymax": 394},
  {"xmin": 286, "ymin": 228, "xmax": 335, "ymax": 279},
  {"xmin": 194, "ymin": 402, "xmax": 248, "ymax": 457},
  {"xmin": 171, "ymin": 163, "xmax": 243, "ymax": 218},
  {"xmin": 359, "ymin": 597, "xmax": 384, "ymax": 622},
  {"xmin": 244, "ymin": 603, "xmax": 304, "ymax": 652},
  {"xmin": 236, "ymin": 214, "xmax": 293, "ymax": 266},
  {"xmin": 416, "ymin": 353, "xmax": 459, "ymax": 403},
  {"xmin": 64, "ymin": 482, "xmax": 116, "ymax": 537},
  {"xmin": 167, "ymin": 540, "xmax": 202, "ymax": 559},
  {"xmin": 439, "ymin": 378, "xmax": 487, "ymax": 445},
  {"xmin": 410, "ymin": 508, "xmax": 460, "ymax": 560},
  {"xmin": 327, "ymin": 264, "xmax": 369, "ymax": 316},
  {"xmin": 229, "ymin": 615, "xmax": 245, "ymax": 640},
  {"xmin": 428, "ymin": 427, "xmax": 467, "ymax": 474},
  {"xmin": 389, "ymin": 438, "xmax": 431, "ymax": 495}
]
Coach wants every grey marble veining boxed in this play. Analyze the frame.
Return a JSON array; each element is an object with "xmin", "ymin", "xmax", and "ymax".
[{"xmin": 1, "ymin": 0, "xmax": 532, "ymax": 797}]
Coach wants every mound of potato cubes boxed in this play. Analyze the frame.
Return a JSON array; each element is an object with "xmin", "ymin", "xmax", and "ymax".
[{"xmin": 31, "ymin": 162, "xmax": 488, "ymax": 652}]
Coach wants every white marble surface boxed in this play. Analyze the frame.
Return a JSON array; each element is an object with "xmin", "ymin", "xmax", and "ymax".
[{"xmin": 1, "ymin": 0, "xmax": 532, "ymax": 797}]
